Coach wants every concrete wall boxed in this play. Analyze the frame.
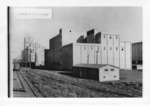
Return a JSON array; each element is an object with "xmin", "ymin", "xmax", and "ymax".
[
  {"xmin": 45, "ymin": 43, "xmax": 73, "ymax": 70},
  {"xmin": 101, "ymin": 33, "xmax": 108, "ymax": 64},
  {"xmin": 76, "ymin": 35, "xmax": 84, "ymax": 43},
  {"xmin": 61, "ymin": 44, "xmax": 73, "ymax": 70},
  {"xmin": 49, "ymin": 29, "xmax": 62, "ymax": 50},
  {"xmin": 99, "ymin": 65, "xmax": 119, "ymax": 81},
  {"xmin": 45, "ymin": 48, "xmax": 63, "ymax": 70},
  {"xmin": 86, "ymin": 29, "xmax": 95, "ymax": 43},
  {"xmin": 120, "ymin": 41, "xmax": 132, "ymax": 70},
  {"xmin": 113, "ymin": 34, "xmax": 120, "ymax": 67},
  {"xmin": 95, "ymin": 32, "xmax": 101, "ymax": 43},
  {"xmin": 132, "ymin": 42, "xmax": 142, "ymax": 64},
  {"xmin": 45, "ymin": 38, "xmax": 131, "ymax": 70},
  {"xmin": 73, "ymin": 43, "xmax": 102, "ymax": 65}
]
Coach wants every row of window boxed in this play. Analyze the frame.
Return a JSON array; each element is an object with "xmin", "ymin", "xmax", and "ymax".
[
  {"xmin": 82, "ymin": 46, "xmax": 119, "ymax": 51},
  {"xmin": 104, "ymin": 68, "xmax": 115, "ymax": 72},
  {"xmin": 103, "ymin": 75, "xmax": 117, "ymax": 79},
  {"xmin": 103, "ymin": 35, "xmax": 119, "ymax": 39}
]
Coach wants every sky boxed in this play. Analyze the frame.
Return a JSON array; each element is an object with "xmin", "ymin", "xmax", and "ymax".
[{"xmin": 9, "ymin": 7, "xmax": 142, "ymax": 59}]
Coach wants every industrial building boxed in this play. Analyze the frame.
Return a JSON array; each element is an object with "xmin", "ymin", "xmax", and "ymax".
[
  {"xmin": 22, "ymin": 36, "xmax": 45, "ymax": 67},
  {"xmin": 45, "ymin": 28, "xmax": 133, "ymax": 81},
  {"xmin": 49, "ymin": 29, "xmax": 62, "ymax": 50},
  {"xmin": 45, "ymin": 41, "xmax": 132, "ymax": 70},
  {"xmin": 132, "ymin": 42, "xmax": 142, "ymax": 70}
]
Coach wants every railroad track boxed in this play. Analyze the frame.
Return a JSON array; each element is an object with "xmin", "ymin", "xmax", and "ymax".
[
  {"xmin": 19, "ymin": 71, "xmax": 43, "ymax": 97},
  {"xmin": 24, "ymin": 69, "xmax": 141, "ymax": 97},
  {"xmin": 13, "ymin": 71, "xmax": 25, "ymax": 92}
]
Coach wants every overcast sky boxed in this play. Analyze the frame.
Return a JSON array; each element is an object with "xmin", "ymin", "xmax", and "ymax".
[{"xmin": 10, "ymin": 7, "xmax": 142, "ymax": 59}]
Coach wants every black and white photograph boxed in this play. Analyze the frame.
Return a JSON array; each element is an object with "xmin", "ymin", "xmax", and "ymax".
[{"xmin": 8, "ymin": 7, "xmax": 143, "ymax": 97}]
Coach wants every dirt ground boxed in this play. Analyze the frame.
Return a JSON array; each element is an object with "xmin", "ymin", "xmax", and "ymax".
[{"xmin": 21, "ymin": 68, "xmax": 142, "ymax": 97}]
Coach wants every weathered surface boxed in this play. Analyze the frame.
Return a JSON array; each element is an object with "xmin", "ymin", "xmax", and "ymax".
[{"xmin": 22, "ymin": 68, "xmax": 142, "ymax": 97}]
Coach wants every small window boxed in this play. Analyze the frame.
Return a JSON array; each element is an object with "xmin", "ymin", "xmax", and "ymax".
[
  {"xmin": 109, "ymin": 36, "xmax": 112, "ymax": 39},
  {"xmin": 121, "ymin": 48, "xmax": 124, "ymax": 51},
  {"xmin": 103, "ymin": 76, "xmax": 106, "ymax": 78},
  {"xmin": 114, "ymin": 75, "xmax": 117, "ymax": 78},
  {"xmin": 110, "ymin": 47, "xmax": 112, "ymax": 50},
  {"xmin": 105, "ymin": 69, "xmax": 108, "ymax": 71},
  {"xmin": 116, "ymin": 47, "xmax": 118, "ymax": 51},
  {"xmin": 104, "ymin": 47, "xmax": 105, "ymax": 50},
  {"xmin": 104, "ymin": 35, "xmax": 105, "ymax": 38},
  {"xmin": 97, "ymin": 47, "xmax": 99, "ymax": 50},
  {"xmin": 96, "ymin": 50, "xmax": 99, "ymax": 53},
  {"xmin": 116, "ymin": 35, "xmax": 118, "ymax": 39},
  {"xmin": 111, "ymin": 69, "xmax": 114, "ymax": 71}
]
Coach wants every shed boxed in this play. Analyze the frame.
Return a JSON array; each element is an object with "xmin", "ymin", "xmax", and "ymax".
[{"xmin": 73, "ymin": 64, "xmax": 120, "ymax": 82}]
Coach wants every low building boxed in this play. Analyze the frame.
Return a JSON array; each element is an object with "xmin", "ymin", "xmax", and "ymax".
[{"xmin": 73, "ymin": 64, "xmax": 120, "ymax": 82}]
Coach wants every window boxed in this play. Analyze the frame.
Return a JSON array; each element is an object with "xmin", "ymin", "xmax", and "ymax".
[
  {"xmin": 103, "ymin": 76, "xmax": 106, "ymax": 78},
  {"xmin": 109, "ymin": 36, "xmax": 112, "ymax": 39},
  {"xmin": 121, "ymin": 48, "xmax": 124, "ymax": 51},
  {"xmin": 96, "ymin": 50, "xmax": 99, "ymax": 53},
  {"xmin": 104, "ymin": 47, "xmax": 105, "ymax": 50},
  {"xmin": 110, "ymin": 47, "xmax": 112, "ymax": 50},
  {"xmin": 114, "ymin": 75, "xmax": 117, "ymax": 78},
  {"xmin": 116, "ymin": 35, "xmax": 118, "ymax": 39},
  {"xmin": 97, "ymin": 47, "xmax": 99, "ymax": 51},
  {"xmin": 111, "ymin": 69, "xmax": 114, "ymax": 71},
  {"xmin": 116, "ymin": 47, "xmax": 118, "ymax": 51},
  {"xmin": 105, "ymin": 69, "xmax": 108, "ymax": 71}
]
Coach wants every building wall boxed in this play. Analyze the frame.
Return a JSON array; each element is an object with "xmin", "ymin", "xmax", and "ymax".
[
  {"xmin": 45, "ymin": 42, "xmax": 131, "ymax": 70},
  {"xmin": 73, "ymin": 43, "xmax": 102, "ymax": 66},
  {"xmin": 94, "ymin": 32, "xmax": 121, "ymax": 68},
  {"xmin": 45, "ymin": 44, "xmax": 73, "ymax": 70},
  {"xmin": 132, "ymin": 42, "xmax": 142, "ymax": 64},
  {"xmin": 125, "ymin": 42, "xmax": 132, "ymax": 69},
  {"xmin": 120, "ymin": 41, "xmax": 132, "ymax": 70},
  {"xmin": 35, "ymin": 47, "xmax": 45, "ymax": 66},
  {"xmin": 95, "ymin": 32, "xmax": 101, "ymax": 43},
  {"xmin": 76, "ymin": 35, "xmax": 84, "ymax": 43},
  {"xmin": 45, "ymin": 28, "xmax": 133, "ymax": 70},
  {"xmin": 61, "ymin": 44, "xmax": 73, "ymax": 70},
  {"xmin": 107, "ymin": 34, "xmax": 114, "ymax": 65},
  {"xmin": 101, "ymin": 33, "xmax": 108, "ymax": 64},
  {"xmin": 86, "ymin": 29, "xmax": 95, "ymax": 43},
  {"xmin": 49, "ymin": 29, "xmax": 62, "ymax": 50},
  {"xmin": 120, "ymin": 42, "xmax": 126, "ymax": 69},
  {"xmin": 99, "ymin": 65, "xmax": 119, "ymax": 81},
  {"xmin": 113, "ymin": 34, "xmax": 120, "ymax": 67}
]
